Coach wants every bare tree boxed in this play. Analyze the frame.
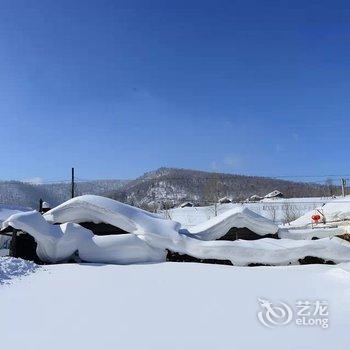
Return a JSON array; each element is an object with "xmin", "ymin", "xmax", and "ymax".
[
  {"xmin": 282, "ymin": 204, "xmax": 301, "ymax": 224},
  {"xmin": 266, "ymin": 205, "xmax": 277, "ymax": 222},
  {"xmin": 325, "ymin": 178, "xmax": 336, "ymax": 197}
]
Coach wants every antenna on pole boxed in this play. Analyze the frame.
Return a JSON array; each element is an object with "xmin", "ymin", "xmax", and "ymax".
[{"xmin": 71, "ymin": 167, "xmax": 75, "ymax": 198}]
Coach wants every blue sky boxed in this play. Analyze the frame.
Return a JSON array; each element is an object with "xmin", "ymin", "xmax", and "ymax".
[{"xmin": 1, "ymin": 0, "xmax": 350, "ymax": 182}]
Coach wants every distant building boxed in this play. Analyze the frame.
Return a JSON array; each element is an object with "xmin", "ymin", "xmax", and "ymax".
[
  {"xmin": 247, "ymin": 194, "xmax": 263, "ymax": 202},
  {"xmin": 218, "ymin": 196, "xmax": 232, "ymax": 204},
  {"xmin": 264, "ymin": 190, "xmax": 284, "ymax": 199},
  {"xmin": 180, "ymin": 201, "xmax": 194, "ymax": 208}
]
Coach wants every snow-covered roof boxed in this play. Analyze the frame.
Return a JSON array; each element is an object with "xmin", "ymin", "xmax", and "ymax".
[
  {"xmin": 44, "ymin": 195, "xmax": 181, "ymax": 237},
  {"xmin": 42, "ymin": 201, "xmax": 51, "ymax": 209},
  {"xmin": 185, "ymin": 207, "xmax": 278, "ymax": 240},
  {"xmin": 265, "ymin": 190, "xmax": 283, "ymax": 198},
  {"xmin": 45, "ymin": 195, "xmax": 278, "ymax": 238},
  {"xmin": 180, "ymin": 201, "xmax": 194, "ymax": 208},
  {"xmin": 0, "ymin": 204, "xmax": 31, "ymax": 224}
]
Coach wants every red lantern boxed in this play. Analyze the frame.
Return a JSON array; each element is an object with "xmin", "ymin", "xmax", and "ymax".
[{"xmin": 311, "ymin": 214, "xmax": 321, "ymax": 223}]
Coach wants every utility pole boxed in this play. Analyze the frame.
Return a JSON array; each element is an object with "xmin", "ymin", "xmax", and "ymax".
[
  {"xmin": 71, "ymin": 167, "xmax": 75, "ymax": 198},
  {"xmin": 39, "ymin": 198, "xmax": 43, "ymax": 212},
  {"xmin": 341, "ymin": 178, "xmax": 347, "ymax": 197}
]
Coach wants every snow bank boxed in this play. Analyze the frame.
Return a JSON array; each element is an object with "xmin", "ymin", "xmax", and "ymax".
[
  {"xmin": 185, "ymin": 207, "xmax": 278, "ymax": 240},
  {"xmin": 142, "ymin": 231, "xmax": 350, "ymax": 265},
  {"xmin": 279, "ymin": 227, "xmax": 349, "ymax": 240},
  {"xmin": 0, "ymin": 257, "xmax": 39, "ymax": 284}
]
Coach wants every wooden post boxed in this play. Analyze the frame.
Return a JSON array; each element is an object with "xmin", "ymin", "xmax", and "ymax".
[
  {"xmin": 9, "ymin": 229, "xmax": 18, "ymax": 257},
  {"xmin": 71, "ymin": 167, "xmax": 75, "ymax": 198}
]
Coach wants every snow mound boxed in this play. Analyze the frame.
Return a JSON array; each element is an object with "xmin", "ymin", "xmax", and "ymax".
[
  {"xmin": 144, "ymin": 232, "xmax": 350, "ymax": 266},
  {"xmin": 185, "ymin": 207, "xmax": 278, "ymax": 240},
  {"xmin": 0, "ymin": 257, "xmax": 39, "ymax": 284},
  {"xmin": 279, "ymin": 227, "xmax": 348, "ymax": 240}
]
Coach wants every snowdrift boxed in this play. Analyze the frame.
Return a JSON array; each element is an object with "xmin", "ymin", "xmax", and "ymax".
[{"xmin": 279, "ymin": 226, "xmax": 348, "ymax": 240}]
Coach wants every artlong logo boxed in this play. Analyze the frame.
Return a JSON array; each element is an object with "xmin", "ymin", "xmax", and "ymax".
[
  {"xmin": 257, "ymin": 298, "xmax": 329, "ymax": 329},
  {"xmin": 257, "ymin": 298, "xmax": 293, "ymax": 328}
]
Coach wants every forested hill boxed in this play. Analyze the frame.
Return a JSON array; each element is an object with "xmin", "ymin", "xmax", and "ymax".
[{"xmin": 0, "ymin": 168, "xmax": 336, "ymax": 209}]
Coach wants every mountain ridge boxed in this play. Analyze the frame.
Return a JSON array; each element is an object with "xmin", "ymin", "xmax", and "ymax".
[{"xmin": 0, "ymin": 168, "xmax": 338, "ymax": 209}]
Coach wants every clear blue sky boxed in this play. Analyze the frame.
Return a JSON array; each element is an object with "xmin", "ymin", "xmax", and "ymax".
[{"xmin": 1, "ymin": 0, "xmax": 350, "ymax": 182}]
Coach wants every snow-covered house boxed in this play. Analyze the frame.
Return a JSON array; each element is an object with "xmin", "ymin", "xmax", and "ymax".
[
  {"xmin": 180, "ymin": 201, "xmax": 194, "ymax": 208},
  {"xmin": 218, "ymin": 196, "xmax": 232, "ymax": 204},
  {"xmin": 264, "ymin": 190, "xmax": 283, "ymax": 199}
]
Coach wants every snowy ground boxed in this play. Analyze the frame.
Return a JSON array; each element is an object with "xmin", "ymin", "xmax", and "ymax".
[
  {"xmin": 0, "ymin": 257, "xmax": 40, "ymax": 284},
  {"xmin": 1, "ymin": 260, "xmax": 349, "ymax": 350}
]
